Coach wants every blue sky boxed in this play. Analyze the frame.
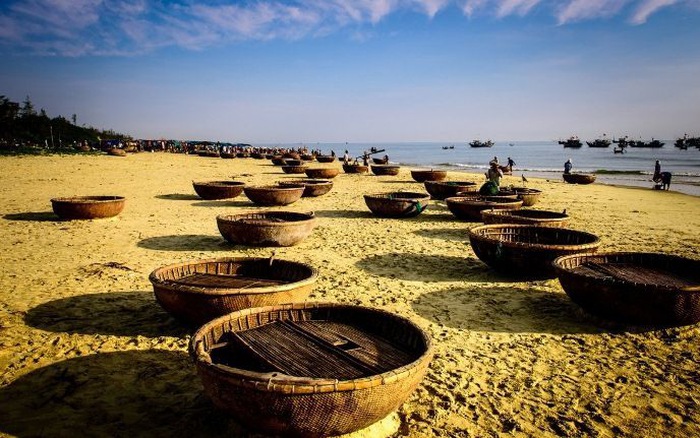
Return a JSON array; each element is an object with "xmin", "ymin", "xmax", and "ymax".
[{"xmin": 1, "ymin": 0, "xmax": 699, "ymax": 143}]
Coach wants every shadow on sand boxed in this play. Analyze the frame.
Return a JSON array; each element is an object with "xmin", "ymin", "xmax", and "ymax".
[
  {"xmin": 3, "ymin": 211, "xmax": 60, "ymax": 222},
  {"xmin": 25, "ymin": 291, "xmax": 190, "ymax": 337},
  {"xmin": 412, "ymin": 286, "xmax": 604, "ymax": 335},
  {"xmin": 138, "ymin": 234, "xmax": 230, "ymax": 251},
  {"xmin": 154, "ymin": 193, "xmax": 201, "ymax": 201},
  {"xmin": 0, "ymin": 350, "xmax": 245, "ymax": 437}
]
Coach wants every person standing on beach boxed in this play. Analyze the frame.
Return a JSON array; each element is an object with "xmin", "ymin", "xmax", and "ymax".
[
  {"xmin": 564, "ymin": 159, "xmax": 572, "ymax": 174},
  {"xmin": 653, "ymin": 160, "xmax": 661, "ymax": 182}
]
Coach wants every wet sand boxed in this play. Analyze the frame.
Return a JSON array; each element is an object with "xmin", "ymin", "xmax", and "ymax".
[{"xmin": 1, "ymin": 152, "xmax": 699, "ymax": 437}]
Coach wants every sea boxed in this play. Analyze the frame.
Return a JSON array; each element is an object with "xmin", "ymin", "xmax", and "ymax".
[{"xmin": 266, "ymin": 141, "xmax": 700, "ymax": 197}]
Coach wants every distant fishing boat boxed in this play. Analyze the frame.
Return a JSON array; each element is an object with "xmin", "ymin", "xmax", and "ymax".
[
  {"xmin": 469, "ymin": 139, "xmax": 494, "ymax": 148},
  {"xmin": 629, "ymin": 139, "xmax": 664, "ymax": 148},
  {"xmin": 558, "ymin": 137, "xmax": 582, "ymax": 148},
  {"xmin": 586, "ymin": 137, "xmax": 611, "ymax": 148}
]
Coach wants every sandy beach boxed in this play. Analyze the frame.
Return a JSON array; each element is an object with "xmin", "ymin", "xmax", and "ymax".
[{"xmin": 1, "ymin": 152, "xmax": 699, "ymax": 437}]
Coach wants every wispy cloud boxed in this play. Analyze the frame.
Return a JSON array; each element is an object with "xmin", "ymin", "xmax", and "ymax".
[{"xmin": 0, "ymin": 0, "xmax": 696, "ymax": 56}]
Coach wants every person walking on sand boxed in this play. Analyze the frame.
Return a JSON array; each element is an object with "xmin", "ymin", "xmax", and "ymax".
[{"xmin": 564, "ymin": 159, "xmax": 572, "ymax": 174}]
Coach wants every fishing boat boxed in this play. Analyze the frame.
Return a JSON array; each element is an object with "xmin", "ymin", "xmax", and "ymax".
[
  {"xmin": 558, "ymin": 137, "xmax": 582, "ymax": 148},
  {"xmin": 629, "ymin": 139, "xmax": 664, "ymax": 148},
  {"xmin": 586, "ymin": 138, "xmax": 611, "ymax": 148},
  {"xmin": 469, "ymin": 140, "xmax": 494, "ymax": 148}
]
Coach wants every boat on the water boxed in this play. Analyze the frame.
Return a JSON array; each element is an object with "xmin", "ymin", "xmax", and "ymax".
[
  {"xmin": 469, "ymin": 139, "xmax": 494, "ymax": 148},
  {"xmin": 558, "ymin": 137, "xmax": 582, "ymax": 148},
  {"xmin": 629, "ymin": 139, "xmax": 664, "ymax": 148},
  {"xmin": 586, "ymin": 138, "xmax": 611, "ymax": 148}
]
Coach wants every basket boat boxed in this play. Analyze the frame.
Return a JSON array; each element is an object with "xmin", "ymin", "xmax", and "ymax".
[
  {"xmin": 279, "ymin": 179, "xmax": 333, "ymax": 197},
  {"xmin": 192, "ymin": 181, "xmax": 246, "ymax": 200},
  {"xmin": 107, "ymin": 148, "xmax": 126, "ymax": 157},
  {"xmin": 370, "ymin": 165, "xmax": 400, "ymax": 176},
  {"xmin": 51, "ymin": 196, "xmax": 125, "ymax": 220},
  {"xmin": 316, "ymin": 155, "xmax": 336, "ymax": 163},
  {"xmin": 301, "ymin": 154, "xmax": 315, "ymax": 161},
  {"xmin": 305, "ymin": 168, "xmax": 340, "ymax": 179},
  {"xmin": 364, "ymin": 192, "xmax": 431, "ymax": 218},
  {"xmin": 206, "ymin": 151, "xmax": 221, "ymax": 157},
  {"xmin": 265, "ymin": 154, "xmax": 276, "ymax": 160},
  {"xmin": 244, "ymin": 185, "xmax": 305, "ymax": 206},
  {"xmin": 553, "ymin": 252, "xmax": 700, "ymax": 326},
  {"xmin": 411, "ymin": 169, "xmax": 447, "ymax": 183},
  {"xmin": 372, "ymin": 157, "xmax": 389, "ymax": 165},
  {"xmin": 220, "ymin": 152, "xmax": 236, "ymax": 159},
  {"xmin": 563, "ymin": 173, "xmax": 596, "ymax": 184},
  {"xmin": 217, "ymin": 212, "xmax": 317, "ymax": 247},
  {"xmin": 189, "ymin": 302, "xmax": 433, "ymax": 437},
  {"xmin": 236, "ymin": 152, "xmax": 249, "ymax": 158},
  {"xmin": 271, "ymin": 157, "xmax": 287, "ymax": 166},
  {"xmin": 251, "ymin": 152, "xmax": 265, "ymax": 159},
  {"xmin": 283, "ymin": 152, "xmax": 301, "ymax": 160},
  {"xmin": 282, "ymin": 165, "xmax": 308, "ymax": 174},
  {"xmin": 150, "ymin": 257, "xmax": 318, "ymax": 325},
  {"xmin": 456, "ymin": 190, "xmax": 518, "ymax": 201},
  {"xmin": 424, "ymin": 181, "xmax": 478, "ymax": 200},
  {"xmin": 468, "ymin": 224, "xmax": 600, "ymax": 278},
  {"xmin": 343, "ymin": 164, "xmax": 369, "ymax": 174},
  {"xmin": 445, "ymin": 196, "xmax": 522, "ymax": 221},
  {"xmin": 481, "ymin": 209, "xmax": 570, "ymax": 227},
  {"xmin": 510, "ymin": 187, "xmax": 542, "ymax": 207}
]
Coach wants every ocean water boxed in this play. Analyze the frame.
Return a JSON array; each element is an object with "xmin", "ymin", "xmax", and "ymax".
[{"xmin": 285, "ymin": 141, "xmax": 700, "ymax": 197}]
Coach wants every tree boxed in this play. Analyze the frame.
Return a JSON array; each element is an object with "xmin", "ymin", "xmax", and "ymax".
[
  {"xmin": 20, "ymin": 95, "xmax": 36, "ymax": 117},
  {"xmin": 71, "ymin": 114, "xmax": 77, "ymax": 125}
]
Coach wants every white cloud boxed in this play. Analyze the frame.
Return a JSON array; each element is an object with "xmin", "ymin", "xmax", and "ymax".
[
  {"xmin": 630, "ymin": 0, "xmax": 678, "ymax": 24},
  {"xmin": 0, "ymin": 0, "xmax": 697, "ymax": 56}
]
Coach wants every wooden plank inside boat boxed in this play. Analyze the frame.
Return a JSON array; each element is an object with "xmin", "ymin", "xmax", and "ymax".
[
  {"xmin": 170, "ymin": 273, "xmax": 288, "ymax": 289},
  {"xmin": 228, "ymin": 320, "xmax": 414, "ymax": 380},
  {"xmin": 578, "ymin": 262, "xmax": 696, "ymax": 289}
]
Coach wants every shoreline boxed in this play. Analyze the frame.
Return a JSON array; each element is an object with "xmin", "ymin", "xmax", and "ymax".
[{"xmin": 1, "ymin": 153, "xmax": 699, "ymax": 437}]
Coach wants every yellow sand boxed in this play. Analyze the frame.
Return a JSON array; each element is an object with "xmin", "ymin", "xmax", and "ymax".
[{"xmin": 0, "ymin": 153, "xmax": 699, "ymax": 437}]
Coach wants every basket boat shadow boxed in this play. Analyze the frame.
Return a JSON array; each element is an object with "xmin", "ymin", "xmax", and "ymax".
[
  {"xmin": 190, "ymin": 200, "xmax": 251, "ymax": 208},
  {"xmin": 154, "ymin": 193, "xmax": 201, "ymax": 201},
  {"xmin": 0, "ymin": 350, "xmax": 243, "ymax": 437},
  {"xmin": 137, "ymin": 234, "xmax": 230, "ymax": 251},
  {"xmin": 356, "ymin": 253, "xmax": 521, "ymax": 283},
  {"xmin": 412, "ymin": 286, "xmax": 605, "ymax": 335},
  {"xmin": 3, "ymin": 211, "xmax": 62, "ymax": 222},
  {"xmin": 24, "ymin": 291, "xmax": 190, "ymax": 337}
]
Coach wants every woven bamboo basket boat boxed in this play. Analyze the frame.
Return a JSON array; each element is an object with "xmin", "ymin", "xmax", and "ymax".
[
  {"xmin": 445, "ymin": 196, "xmax": 523, "ymax": 221},
  {"xmin": 192, "ymin": 181, "xmax": 246, "ymax": 200},
  {"xmin": 343, "ymin": 164, "xmax": 369, "ymax": 174},
  {"xmin": 316, "ymin": 155, "xmax": 336, "ymax": 163},
  {"xmin": 265, "ymin": 154, "xmax": 276, "ymax": 159},
  {"xmin": 251, "ymin": 152, "xmax": 265, "ymax": 159},
  {"xmin": 481, "ymin": 209, "xmax": 570, "ymax": 227},
  {"xmin": 51, "ymin": 196, "xmax": 125, "ymax": 220},
  {"xmin": 236, "ymin": 152, "xmax": 249, "ymax": 158},
  {"xmin": 301, "ymin": 154, "xmax": 315, "ymax": 161},
  {"xmin": 279, "ymin": 179, "xmax": 333, "ymax": 197},
  {"xmin": 372, "ymin": 157, "xmax": 389, "ymax": 165},
  {"xmin": 244, "ymin": 185, "xmax": 305, "ymax": 206},
  {"xmin": 563, "ymin": 173, "xmax": 596, "ymax": 184},
  {"xmin": 553, "ymin": 252, "xmax": 700, "ymax": 326},
  {"xmin": 150, "ymin": 257, "xmax": 318, "ymax": 325},
  {"xmin": 364, "ymin": 192, "xmax": 431, "ymax": 218},
  {"xmin": 305, "ymin": 168, "xmax": 340, "ymax": 179},
  {"xmin": 220, "ymin": 152, "xmax": 236, "ymax": 159},
  {"xmin": 271, "ymin": 157, "xmax": 287, "ymax": 166},
  {"xmin": 206, "ymin": 151, "xmax": 221, "ymax": 157},
  {"xmin": 468, "ymin": 224, "xmax": 600, "ymax": 278},
  {"xmin": 107, "ymin": 148, "xmax": 126, "ymax": 157},
  {"xmin": 510, "ymin": 187, "xmax": 543, "ymax": 207},
  {"xmin": 283, "ymin": 152, "xmax": 301, "ymax": 160},
  {"xmin": 370, "ymin": 165, "xmax": 400, "ymax": 176},
  {"xmin": 456, "ymin": 190, "xmax": 518, "ymax": 201},
  {"xmin": 189, "ymin": 302, "xmax": 433, "ymax": 437},
  {"xmin": 424, "ymin": 181, "xmax": 478, "ymax": 200},
  {"xmin": 217, "ymin": 212, "xmax": 317, "ymax": 247},
  {"xmin": 411, "ymin": 169, "xmax": 448, "ymax": 183},
  {"xmin": 282, "ymin": 165, "xmax": 308, "ymax": 174}
]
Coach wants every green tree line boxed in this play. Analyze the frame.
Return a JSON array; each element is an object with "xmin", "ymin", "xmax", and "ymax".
[{"xmin": 1, "ymin": 94, "xmax": 131, "ymax": 154}]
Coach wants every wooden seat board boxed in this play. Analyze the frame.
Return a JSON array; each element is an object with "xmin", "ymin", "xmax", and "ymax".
[
  {"xmin": 577, "ymin": 262, "xmax": 697, "ymax": 289},
  {"xmin": 169, "ymin": 273, "xmax": 288, "ymax": 289}
]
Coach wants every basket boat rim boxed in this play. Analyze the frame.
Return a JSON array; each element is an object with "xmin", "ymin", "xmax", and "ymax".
[
  {"xmin": 364, "ymin": 192, "xmax": 431, "ymax": 201},
  {"xmin": 216, "ymin": 211, "xmax": 316, "ymax": 226},
  {"xmin": 189, "ymin": 302, "xmax": 434, "ymax": 393},
  {"xmin": 553, "ymin": 251, "xmax": 700, "ymax": 293},
  {"xmin": 279, "ymin": 179, "xmax": 332, "ymax": 186},
  {"xmin": 149, "ymin": 257, "xmax": 318, "ymax": 296},
  {"xmin": 244, "ymin": 185, "xmax": 306, "ymax": 193},
  {"xmin": 445, "ymin": 196, "xmax": 523, "ymax": 207},
  {"xmin": 468, "ymin": 224, "xmax": 601, "ymax": 251},
  {"xmin": 192, "ymin": 181, "xmax": 246, "ymax": 187},
  {"xmin": 51, "ymin": 195, "xmax": 125, "ymax": 204}
]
